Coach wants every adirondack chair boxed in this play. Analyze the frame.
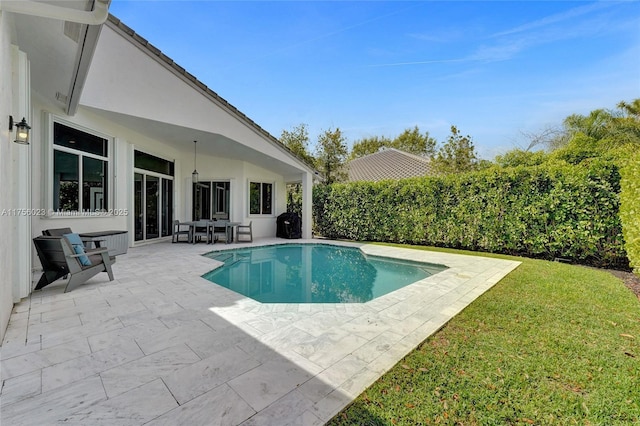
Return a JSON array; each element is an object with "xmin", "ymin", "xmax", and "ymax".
[
  {"xmin": 33, "ymin": 235, "xmax": 115, "ymax": 292},
  {"xmin": 36, "ymin": 228, "xmax": 109, "ymax": 289}
]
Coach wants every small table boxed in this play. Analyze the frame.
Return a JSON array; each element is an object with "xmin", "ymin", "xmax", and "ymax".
[{"xmin": 79, "ymin": 230, "xmax": 128, "ymax": 256}]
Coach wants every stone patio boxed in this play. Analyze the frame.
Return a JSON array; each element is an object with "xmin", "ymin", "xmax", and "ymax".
[{"xmin": 0, "ymin": 239, "xmax": 520, "ymax": 425}]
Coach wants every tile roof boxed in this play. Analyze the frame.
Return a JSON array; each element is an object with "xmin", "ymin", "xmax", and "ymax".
[{"xmin": 347, "ymin": 148, "xmax": 432, "ymax": 182}]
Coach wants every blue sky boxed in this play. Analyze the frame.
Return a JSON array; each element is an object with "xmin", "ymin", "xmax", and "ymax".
[{"xmin": 109, "ymin": 1, "xmax": 640, "ymax": 159}]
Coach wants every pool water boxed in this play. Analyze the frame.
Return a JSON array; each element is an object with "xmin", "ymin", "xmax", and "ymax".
[{"xmin": 202, "ymin": 244, "xmax": 447, "ymax": 303}]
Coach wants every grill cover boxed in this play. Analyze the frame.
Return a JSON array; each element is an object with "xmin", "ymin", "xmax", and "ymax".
[{"xmin": 276, "ymin": 212, "xmax": 302, "ymax": 239}]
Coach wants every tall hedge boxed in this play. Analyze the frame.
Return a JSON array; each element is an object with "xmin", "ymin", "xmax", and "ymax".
[
  {"xmin": 619, "ymin": 147, "xmax": 640, "ymax": 273},
  {"xmin": 313, "ymin": 160, "xmax": 627, "ymax": 268}
]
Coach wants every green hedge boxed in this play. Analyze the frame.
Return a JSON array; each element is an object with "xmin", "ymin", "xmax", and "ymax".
[
  {"xmin": 619, "ymin": 147, "xmax": 640, "ymax": 273},
  {"xmin": 313, "ymin": 160, "xmax": 628, "ymax": 268}
]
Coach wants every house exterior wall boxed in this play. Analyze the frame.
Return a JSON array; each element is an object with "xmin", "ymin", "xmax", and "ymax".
[
  {"xmin": 30, "ymin": 100, "xmax": 288, "ymax": 243},
  {"xmin": 0, "ymin": 10, "xmax": 15, "ymax": 340}
]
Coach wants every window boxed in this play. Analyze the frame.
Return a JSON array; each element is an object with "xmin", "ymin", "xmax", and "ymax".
[
  {"xmin": 249, "ymin": 181, "xmax": 273, "ymax": 215},
  {"xmin": 53, "ymin": 122, "xmax": 109, "ymax": 212}
]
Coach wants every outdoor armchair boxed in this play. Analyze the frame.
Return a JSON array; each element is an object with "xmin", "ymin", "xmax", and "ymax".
[{"xmin": 33, "ymin": 235, "xmax": 115, "ymax": 292}]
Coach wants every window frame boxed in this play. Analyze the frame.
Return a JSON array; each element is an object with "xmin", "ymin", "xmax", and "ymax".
[
  {"xmin": 46, "ymin": 115, "xmax": 114, "ymax": 217},
  {"xmin": 248, "ymin": 180, "xmax": 275, "ymax": 217}
]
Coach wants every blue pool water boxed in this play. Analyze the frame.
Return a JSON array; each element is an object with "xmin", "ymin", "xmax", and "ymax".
[{"xmin": 202, "ymin": 244, "xmax": 447, "ymax": 303}]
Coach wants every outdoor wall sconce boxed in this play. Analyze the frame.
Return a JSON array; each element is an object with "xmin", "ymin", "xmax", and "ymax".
[
  {"xmin": 192, "ymin": 140, "xmax": 199, "ymax": 183},
  {"xmin": 9, "ymin": 116, "xmax": 31, "ymax": 144}
]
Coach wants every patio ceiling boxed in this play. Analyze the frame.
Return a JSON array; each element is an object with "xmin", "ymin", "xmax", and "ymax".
[{"xmin": 85, "ymin": 106, "xmax": 310, "ymax": 178}]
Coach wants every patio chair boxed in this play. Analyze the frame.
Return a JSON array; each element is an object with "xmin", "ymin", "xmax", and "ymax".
[
  {"xmin": 192, "ymin": 220, "xmax": 211, "ymax": 244},
  {"xmin": 37, "ymin": 228, "xmax": 111, "ymax": 288},
  {"xmin": 236, "ymin": 221, "xmax": 253, "ymax": 242},
  {"xmin": 212, "ymin": 220, "xmax": 229, "ymax": 243},
  {"xmin": 33, "ymin": 235, "xmax": 115, "ymax": 292},
  {"xmin": 172, "ymin": 220, "xmax": 190, "ymax": 243}
]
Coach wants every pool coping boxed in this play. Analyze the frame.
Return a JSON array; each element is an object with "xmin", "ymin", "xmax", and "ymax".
[{"xmin": 1, "ymin": 238, "xmax": 521, "ymax": 425}]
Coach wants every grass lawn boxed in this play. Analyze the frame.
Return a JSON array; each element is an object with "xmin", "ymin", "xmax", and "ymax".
[{"xmin": 328, "ymin": 244, "xmax": 640, "ymax": 425}]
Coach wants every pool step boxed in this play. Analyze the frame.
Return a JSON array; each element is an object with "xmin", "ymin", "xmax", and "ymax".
[{"xmin": 211, "ymin": 253, "xmax": 233, "ymax": 262}]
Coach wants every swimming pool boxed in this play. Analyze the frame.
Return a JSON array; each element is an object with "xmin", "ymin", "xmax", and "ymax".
[{"xmin": 202, "ymin": 244, "xmax": 447, "ymax": 303}]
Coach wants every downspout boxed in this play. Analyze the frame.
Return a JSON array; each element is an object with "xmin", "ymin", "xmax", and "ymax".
[{"xmin": 0, "ymin": 0, "xmax": 109, "ymax": 25}]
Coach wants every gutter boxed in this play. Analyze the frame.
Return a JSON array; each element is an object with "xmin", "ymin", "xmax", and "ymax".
[{"xmin": 0, "ymin": 0, "xmax": 109, "ymax": 25}]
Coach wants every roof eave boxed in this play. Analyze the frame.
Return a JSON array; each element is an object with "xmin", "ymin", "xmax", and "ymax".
[
  {"xmin": 67, "ymin": 21, "xmax": 104, "ymax": 115},
  {"xmin": 105, "ymin": 14, "xmax": 318, "ymax": 176}
]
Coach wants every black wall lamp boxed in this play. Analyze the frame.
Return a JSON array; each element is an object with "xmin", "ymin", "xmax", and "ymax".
[{"xmin": 9, "ymin": 116, "xmax": 31, "ymax": 145}]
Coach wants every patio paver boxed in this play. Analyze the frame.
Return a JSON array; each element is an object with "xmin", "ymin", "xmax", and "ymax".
[{"xmin": 0, "ymin": 239, "xmax": 520, "ymax": 425}]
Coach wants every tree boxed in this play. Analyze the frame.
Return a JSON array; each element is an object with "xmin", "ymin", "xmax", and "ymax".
[
  {"xmin": 280, "ymin": 123, "xmax": 315, "ymax": 167},
  {"xmin": 391, "ymin": 126, "xmax": 437, "ymax": 158},
  {"xmin": 617, "ymin": 99, "xmax": 640, "ymax": 119},
  {"xmin": 315, "ymin": 127, "xmax": 348, "ymax": 184},
  {"xmin": 613, "ymin": 99, "xmax": 640, "ymax": 145},
  {"xmin": 516, "ymin": 125, "xmax": 566, "ymax": 152},
  {"xmin": 349, "ymin": 136, "xmax": 390, "ymax": 160},
  {"xmin": 546, "ymin": 99, "xmax": 640, "ymax": 162},
  {"xmin": 494, "ymin": 148, "xmax": 549, "ymax": 168},
  {"xmin": 431, "ymin": 125, "xmax": 478, "ymax": 175}
]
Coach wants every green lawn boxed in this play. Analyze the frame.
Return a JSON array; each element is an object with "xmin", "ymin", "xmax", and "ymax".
[{"xmin": 328, "ymin": 244, "xmax": 640, "ymax": 425}]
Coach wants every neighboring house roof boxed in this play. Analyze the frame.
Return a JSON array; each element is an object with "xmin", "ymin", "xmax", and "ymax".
[{"xmin": 347, "ymin": 148, "xmax": 432, "ymax": 182}]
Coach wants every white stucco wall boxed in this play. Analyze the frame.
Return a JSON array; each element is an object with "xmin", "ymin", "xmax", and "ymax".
[
  {"xmin": 0, "ymin": 10, "xmax": 15, "ymax": 340},
  {"xmin": 29, "ymin": 99, "xmax": 292, "ymax": 246}
]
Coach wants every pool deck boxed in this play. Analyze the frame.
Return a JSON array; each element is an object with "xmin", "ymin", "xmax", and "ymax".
[{"xmin": 1, "ymin": 239, "xmax": 520, "ymax": 425}]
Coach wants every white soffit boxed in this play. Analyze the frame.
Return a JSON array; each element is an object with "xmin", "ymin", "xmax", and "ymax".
[{"xmin": 8, "ymin": 1, "xmax": 106, "ymax": 113}]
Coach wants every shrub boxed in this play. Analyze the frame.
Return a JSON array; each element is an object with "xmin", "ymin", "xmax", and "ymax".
[
  {"xmin": 618, "ymin": 146, "xmax": 640, "ymax": 273},
  {"xmin": 313, "ymin": 160, "xmax": 628, "ymax": 268}
]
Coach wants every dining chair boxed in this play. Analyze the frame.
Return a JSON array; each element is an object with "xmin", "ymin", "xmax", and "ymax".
[
  {"xmin": 212, "ymin": 220, "xmax": 229, "ymax": 243},
  {"xmin": 192, "ymin": 220, "xmax": 211, "ymax": 244},
  {"xmin": 236, "ymin": 221, "xmax": 253, "ymax": 242},
  {"xmin": 172, "ymin": 220, "xmax": 190, "ymax": 243}
]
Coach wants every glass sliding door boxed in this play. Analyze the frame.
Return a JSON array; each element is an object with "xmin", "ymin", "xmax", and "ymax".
[
  {"xmin": 161, "ymin": 179, "xmax": 173, "ymax": 237},
  {"xmin": 134, "ymin": 150, "xmax": 174, "ymax": 243},
  {"xmin": 134, "ymin": 173, "xmax": 143, "ymax": 241},
  {"xmin": 145, "ymin": 175, "xmax": 159, "ymax": 239},
  {"xmin": 193, "ymin": 182, "xmax": 210, "ymax": 221},
  {"xmin": 192, "ymin": 180, "xmax": 230, "ymax": 221}
]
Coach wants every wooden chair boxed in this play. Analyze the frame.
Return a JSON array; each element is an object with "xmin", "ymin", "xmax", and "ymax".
[
  {"xmin": 172, "ymin": 220, "xmax": 190, "ymax": 243},
  {"xmin": 236, "ymin": 221, "xmax": 253, "ymax": 242},
  {"xmin": 33, "ymin": 236, "xmax": 115, "ymax": 292}
]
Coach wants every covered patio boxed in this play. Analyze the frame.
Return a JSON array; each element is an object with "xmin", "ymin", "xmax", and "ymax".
[{"xmin": 1, "ymin": 239, "xmax": 519, "ymax": 425}]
